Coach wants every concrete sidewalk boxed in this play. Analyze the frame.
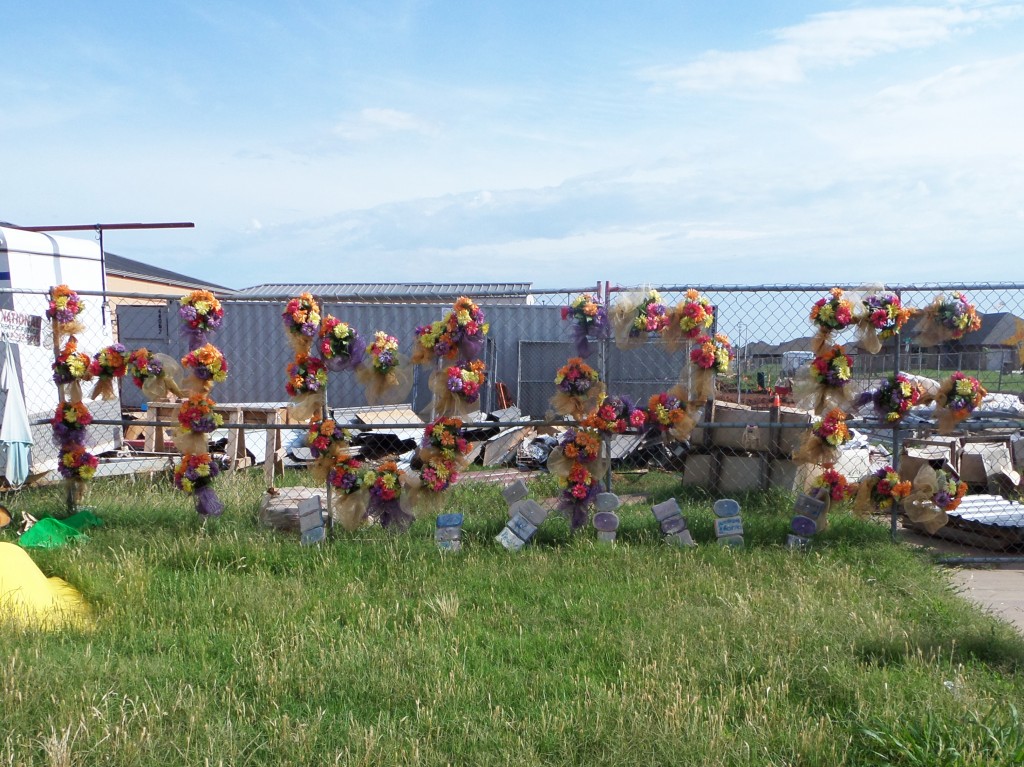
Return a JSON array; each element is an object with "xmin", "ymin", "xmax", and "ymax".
[{"xmin": 898, "ymin": 528, "xmax": 1024, "ymax": 635}]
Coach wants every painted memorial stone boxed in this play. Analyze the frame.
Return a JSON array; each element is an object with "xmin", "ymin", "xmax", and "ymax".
[
  {"xmin": 297, "ymin": 496, "xmax": 325, "ymax": 545},
  {"xmin": 785, "ymin": 534, "xmax": 812, "ymax": 551},
  {"xmin": 791, "ymin": 515, "xmax": 819, "ymax": 538},
  {"xmin": 507, "ymin": 513, "xmax": 538, "ymax": 542},
  {"xmin": 793, "ymin": 493, "xmax": 827, "ymax": 520},
  {"xmin": 714, "ymin": 516, "xmax": 744, "ymax": 538},
  {"xmin": 652, "ymin": 498, "xmax": 683, "ymax": 522},
  {"xmin": 435, "ymin": 512, "xmax": 464, "ymax": 552},
  {"xmin": 496, "ymin": 525, "xmax": 527, "ymax": 551},
  {"xmin": 300, "ymin": 526, "xmax": 326, "ymax": 546},
  {"xmin": 666, "ymin": 529, "xmax": 697, "ymax": 547},
  {"xmin": 593, "ymin": 511, "xmax": 619, "ymax": 542},
  {"xmin": 661, "ymin": 515, "xmax": 688, "ymax": 536},
  {"xmin": 594, "ymin": 492, "xmax": 621, "ymax": 513},
  {"xmin": 718, "ymin": 534, "xmax": 744, "ymax": 547},
  {"xmin": 510, "ymin": 499, "xmax": 549, "ymax": 526},
  {"xmin": 435, "ymin": 526, "xmax": 461, "ymax": 542},
  {"xmin": 502, "ymin": 479, "xmax": 529, "ymax": 506},
  {"xmin": 713, "ymin": 498, "xmax": 741, "ymax": 518}
]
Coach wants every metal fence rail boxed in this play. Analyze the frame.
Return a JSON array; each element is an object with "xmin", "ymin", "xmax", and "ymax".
[{"xmin": 2, "ymin": 282, "xmax": 1021, "ymax": 557}]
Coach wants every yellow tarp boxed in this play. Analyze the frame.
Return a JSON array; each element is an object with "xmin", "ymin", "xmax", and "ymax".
[{"xmin": 0, "ymin": 542, "xmax": 91, "ymax": 630}]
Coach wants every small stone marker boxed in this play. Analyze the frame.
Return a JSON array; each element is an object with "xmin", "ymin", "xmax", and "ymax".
[
  {"xmin": 712, "ymin": 498, "xmax": 743, "ymax": 546},
  {"xmin": 502, "ymin": 479, "xmax": 529, "ymax": 506},
  {"xmin": 787, "ymin": 492, "xmax": 828, "ymax": 548},
  {"xmin": 785, "ymin": 534, "xmax": 812, "ymax": 551},
  {"xmin": 297, "ymin": 496, "xmax": 325, "ymax": 546},
  {"xmin": 666, "ymin": 529, "xmax": 697, "ymax": 547},
  {"xmin": 651, "ymin": 497, "xmax": 696, "ymax": 546},
  {"xmin": 652, "ymin": 498, "xmax": 682, "ymax": 522},
  {"xmin": 593, "ymin": 511, "xmax": 619, "ymax": 542},
  {"xmin": 510, "ymin": 499, "xmax": 550, "ymax": 526},
  {"xmin": 435, "ymin": 513, "xmax": 464, "ymax": 553},
  {"xmin": 497, "ymin": 501, "xmax": 549, "ymax": 551},
  {"xmin": 594, "ymin": 492, "xmax": 621, "ymax": 513},
  {"xmin": 713, "ymin": 516, "xmax": 744, "ymax": 538},
  {"xmin": 495, "ymin": 525, "xmax": 527, "ymax": 551}
]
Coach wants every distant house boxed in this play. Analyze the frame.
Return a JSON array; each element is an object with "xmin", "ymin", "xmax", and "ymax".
[{"xmin": 921, "ymin": 312, "xmax": 1024, "ymax": 372}]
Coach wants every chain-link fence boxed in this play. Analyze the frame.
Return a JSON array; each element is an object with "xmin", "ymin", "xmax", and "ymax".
[{"xmin": 3, "ymin": 282, "xmax": 1023, "ymax": 554}]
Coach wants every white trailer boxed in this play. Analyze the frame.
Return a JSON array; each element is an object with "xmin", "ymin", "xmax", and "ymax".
[{"xmin": 0, "ymin": 225, "xmax": 120, "ymax": 481}]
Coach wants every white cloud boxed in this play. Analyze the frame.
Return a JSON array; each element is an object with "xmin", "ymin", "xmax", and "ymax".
[
  {"xmin": 333, "ymin": 107, "xmax": 438, "ymax": 141},
  {"xmin": 643, "ymin": 3, "xmax": 1024, "ymax": 90}
]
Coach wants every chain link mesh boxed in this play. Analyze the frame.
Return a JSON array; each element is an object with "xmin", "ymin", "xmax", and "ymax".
[{"xmin": 3, "ymin": 282, "xmax": 1022, "ymax": 552}]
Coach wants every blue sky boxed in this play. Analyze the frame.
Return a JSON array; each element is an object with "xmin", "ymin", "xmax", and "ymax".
[{"xmin": 2, "ymin": 1, "xmax": 1022, "ymax": 289}]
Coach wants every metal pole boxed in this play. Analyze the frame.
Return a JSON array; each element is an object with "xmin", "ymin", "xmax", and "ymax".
[{"xmin": 891, "ymin": 289, "xmax": 903, "ymax": 541}]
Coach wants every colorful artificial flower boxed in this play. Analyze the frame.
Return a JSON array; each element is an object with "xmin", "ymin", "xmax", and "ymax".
[
  {"xmin": 51, "ymin": 401, "xmax": 92, "ymax": 445},
  {"xmin": 871, "ymin": 373, "xmax": 923, "ymax": 423},
  {"xmin": 645, "ymin": 392, "xmax": 690, "ymax": 433},
  {"xmin": 182, "ymin": 343, "xmax": 229, "ymax": 385},
  {"xmin": 58, "ymin": 444, "xmax": 98, "ymax": 481},
  {"xmin": 558, "ymin": 462, "xmax": 602, "ymax": 530},
  {"xmin": 306, "ymin": 418, "xmax": 352, "ymax": 457},
  {"xmin": 810, "ymin": 287, "xmax": 855, "ymax": 333},
  {"xmin": 285, "ymin": 353, "xmax": 328, "ymax": 397},
  {"xmin": 418, "ymin": 456, "xmax": 460, "ymax": 493},
  {"xmin": 866, "ymin": 465, "xmax": 912, "ymax": 510},
  {"xmin": 862, "ymin": 292, "xmax": 913, "ymax": 340},
  {"xmin": 179, "ymin": 290, "xmax": 224, "ymax": 335},
  {"xmin": 177, "ymin": 394, "xmax": 224, "ymax": 434},
  {"xmin": 446, "ymin": 359, "xmax": 487, "ymax": 405},
  {"xmin": 629, "ymin": 290, "xmax": 670, "ymax": 335},
  {"xmin": 52, "ymin": 339, "xmax": 92, "ymax": 385},
  {"xmin": 557, "ymin": 427, "xmax": 604, "ymax": 463},
  {"xmin": 89, "ymin": 344, "xmax": 127, "ymax": 379},
  {"xmin": 173, "ymin": 452, "xmax": 220, "ymax": 494},
  {"xmin": 367, "ymin": 331, "xmax": 400, "ymax": 376},
  {"xmin": 46, "ymin": 285, "xmax": 84, "ymax": 328},
  {"xmin": 942, "ymin": 372, "xmax": 986, "ymax": 420},
  {"xmin": 934, "ymin": 292, "xmax": 982, "ymax": 340},
  {"xmin": 126, "ymin": 348, "xmax": 163, "ymax": 388},
  {"xmin": 282, "ymin": 292, "xmax": 321, "ymax": 340},
  {"xmin": 582, "ymin": 394, "xmax": 645, "ymax": 434},
  {"xmin": 674, "ymin": 289, "xmax": 715, "ymax": 338},
  {"xmin": 810, "ymin": 346, "xmax": 853, "ymax": 388},
  {"xmin": 173, "ymin": 452, "xmax": 224, "ymax": 516},
  {"xmin": 690, "ymin": 333, "xmax": 733, "ymax": 374},
  {"xmin": 423, "ymin": 416, "xmax": 470, "ymax": 458},
  {"xmin": 562, "ymin": 293, "xmax": 608, "ymax": 357},
  {"xmin": 414, "ymin": 296, "xmax": 489, "ymax": 363},
  {"xmin": 363, "ymin": 460, "xmax": 404, "ymax": 504},
  {"xmin": 554, "ymin": 357, "xmax": 601, "ymax": 397},
  {"xmin": 327, "ymin": 455, "xmax": 364, "ymax": 494},
  {"xmin": 318, "ymin": 315, "xmax": 366, "ymax": 371},
  {"xmin": 810, "ymin": 465, "xmax": 855, "ymax": 502},
  {"xmin": 932, "ymin": 469, "xmax": 968, "ymax": 512},
  {"xmin": 811, "ymin": 408, "xmax": 851, "ymax": 449}
]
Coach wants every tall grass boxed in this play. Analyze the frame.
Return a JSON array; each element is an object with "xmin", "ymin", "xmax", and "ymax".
[{"xmin": 2, "ymin": 469, "xmax": 1023, "ymax": 766}]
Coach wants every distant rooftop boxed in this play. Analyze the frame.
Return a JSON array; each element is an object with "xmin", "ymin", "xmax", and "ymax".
[
  {"xmin": 235, "ymin": 282, "xmax": 534, "ymax": 300},
  {"xmin": 105, "ymin": 252, "xmax": 234, "ymax": 293}
]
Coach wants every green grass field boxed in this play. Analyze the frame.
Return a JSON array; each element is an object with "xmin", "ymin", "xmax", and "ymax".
[{"xmin": 3, "ymin": 470, "xmax": 1024, "ymax": 766}]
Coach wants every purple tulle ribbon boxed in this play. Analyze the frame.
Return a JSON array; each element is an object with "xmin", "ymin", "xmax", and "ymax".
[
  {"xmin": 195, "ymin": 485, "xmax": 224, "ymax": 517},
  {"xmin": 323, "ymin": 333, "xmax": 367, "ymax": 372},
  {"xmin": 52, "ymin": 423, "xmax": 88, "ymax": 446},
  {"xmin": 181, "ymin": 326, "xmax": 210, "ymax": 352},
  {"xmin": 457, "ymin": 334, "xmax": 485, "ymax": 364},
  {"xmin": 558, "ymin": 481, "xmax": 603, "ymax": 531},
  {"xmin": 373, "ymin": 498, "xmax": 414, "ymax": 533}
]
